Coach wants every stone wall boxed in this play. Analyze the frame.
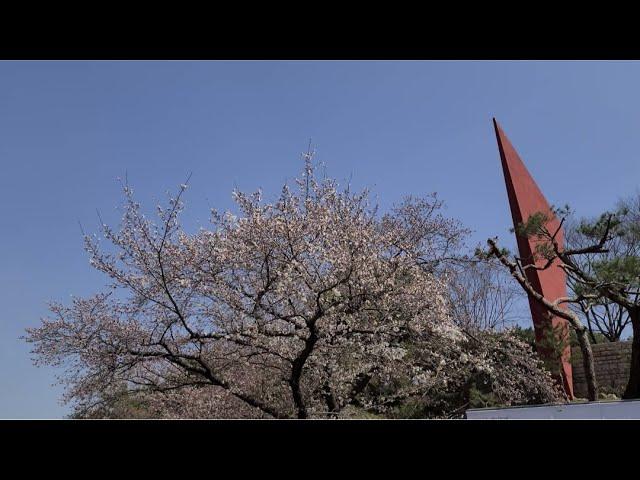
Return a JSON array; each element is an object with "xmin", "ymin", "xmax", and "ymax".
[{"xmin": 571, "ymin": 341, "xmax": 632, "ymax": 398}]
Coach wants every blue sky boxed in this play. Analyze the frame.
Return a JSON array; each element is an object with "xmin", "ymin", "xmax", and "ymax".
[{"xmin": 1, "ymin": 60, "xmax": 639, "ymax": 418}]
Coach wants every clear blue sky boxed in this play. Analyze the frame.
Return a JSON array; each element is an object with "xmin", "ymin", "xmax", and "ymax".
[{"xmin": 1, "ymin": 61, "xmax": 639, "ymax": 418}]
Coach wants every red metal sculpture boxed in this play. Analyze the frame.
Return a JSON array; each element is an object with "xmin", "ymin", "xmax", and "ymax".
[{"xmin": 493, "ymin": 118, "xmax": 574, "ymax": 398}]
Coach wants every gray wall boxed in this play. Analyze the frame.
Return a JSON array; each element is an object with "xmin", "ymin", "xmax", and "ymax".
[{"xmin": 571, "ymin": 341, "xmax": 632, "ymax": 398}]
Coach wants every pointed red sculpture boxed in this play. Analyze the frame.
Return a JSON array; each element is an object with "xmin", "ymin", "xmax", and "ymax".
[{"xmin": 493, "ymin": 118, "xmax": 574, "ymax": 399}]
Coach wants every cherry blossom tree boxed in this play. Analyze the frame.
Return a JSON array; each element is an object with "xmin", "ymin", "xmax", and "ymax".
[{"xmin": 26, "ymin": 157, "xmax": 562, "ymax": 418}]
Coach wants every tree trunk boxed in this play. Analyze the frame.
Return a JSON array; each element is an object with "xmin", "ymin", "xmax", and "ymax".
[
  {"xmin": 623, "ymin": 309, "xmax": 640, "ymax": 399},
  {"xmin": 289, "ymin": 326, "xmax": 319, "ymax": 418},
  {"xmin": 574, "ymin": 325, "xmax": 598, "ymax": 401}
]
